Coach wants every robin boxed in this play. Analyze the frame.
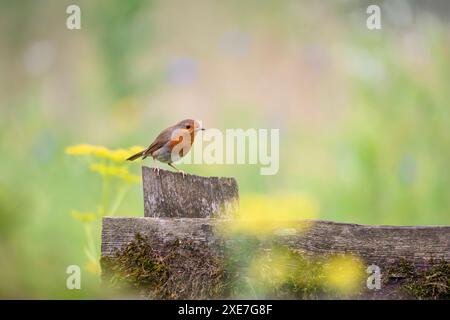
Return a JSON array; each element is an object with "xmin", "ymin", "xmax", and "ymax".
[{"xmin": 127, "ymin": 119, "xmax": 205, "ymax": 175}]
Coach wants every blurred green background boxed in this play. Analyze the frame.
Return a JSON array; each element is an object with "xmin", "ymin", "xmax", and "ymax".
[{"xmin": 0, "ymin": 0, "xmax": 449, "ymax": 298}]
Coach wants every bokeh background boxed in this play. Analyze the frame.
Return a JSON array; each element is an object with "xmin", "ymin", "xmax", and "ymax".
[{"xmin": 0, "ymin": 0, "xmax": 449, "ymax": 298}]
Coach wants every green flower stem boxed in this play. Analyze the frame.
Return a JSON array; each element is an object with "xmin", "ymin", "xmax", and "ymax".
[
  {"xmin": 108, "ymin": 185, "xmax": 130, "ymax": 216},
  {"xmin": 84, "ymin": 223, "xmax": 97, "ymax": 262},
  {"xmin": 100, "ymin": 167, "xmax": 110, "ymax": 217}
]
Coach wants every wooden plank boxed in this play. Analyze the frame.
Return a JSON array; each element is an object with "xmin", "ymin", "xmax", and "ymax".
[
  {"xmin": 101, "ymin": 217, "xmax": 450, "ymax": 299},
  {"xmin": 275, "ymin": 220, "xmax": 450, "ymax": 268},
  {"xmin": 101, "ymin": 217, "xmax": 219, "ymax": 258},
  {"xmin": 142, "ymin": 167, "xmax": 239, "ymax": 218},
  {"xmin": 101, "ymin": 217, "xmax": 450, "ymax": 267}
]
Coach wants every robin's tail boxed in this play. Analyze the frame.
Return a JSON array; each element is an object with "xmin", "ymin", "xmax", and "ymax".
[{"xmin": 126, "ymin": 150, "xmax": 145, "ymax": 161}]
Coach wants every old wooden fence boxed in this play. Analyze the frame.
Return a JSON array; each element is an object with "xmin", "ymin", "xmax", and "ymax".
[{"xmin": 101, "ymin": 166, "xmax": 450, "ymax": 299}]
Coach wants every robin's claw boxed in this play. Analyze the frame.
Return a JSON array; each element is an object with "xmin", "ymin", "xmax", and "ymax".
[{"xmin": 168, "ymin": 163, "xmax": 185, "ymax": 177}]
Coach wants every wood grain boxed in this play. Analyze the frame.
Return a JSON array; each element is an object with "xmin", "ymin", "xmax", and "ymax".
[
  {"xmin": 102, "ymin": 217, "xmax": 449, "ymax": 267},
  {"xmin": 142, "ymin": 167, "xmax": 239, "ymax": 218}
]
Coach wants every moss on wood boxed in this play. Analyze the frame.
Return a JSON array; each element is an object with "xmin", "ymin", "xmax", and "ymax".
[
  {"xmin": 385, "ymin": 259, "xmax": 450, "ymax": 300},
  {"xmin": 101, "ymin": 234, "xmax": 449, "ymax": 300},
  {"xmin": 101, "ymin": 234, "xmax": 227, "ymax": 299}
]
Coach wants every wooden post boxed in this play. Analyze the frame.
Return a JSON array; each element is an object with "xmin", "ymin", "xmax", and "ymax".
[{"xmin": 142, "ymin": 166, "xmax": 239, "ymax": 218}]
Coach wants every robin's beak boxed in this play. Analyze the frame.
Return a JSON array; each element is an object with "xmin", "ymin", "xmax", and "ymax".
[{"xmin": 193, "ymin": 120, "xmax": 205, "ymax": 132}]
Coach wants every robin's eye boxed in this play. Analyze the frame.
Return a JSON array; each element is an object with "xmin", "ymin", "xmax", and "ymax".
[{"xmin": 186, "ymin": 125, "xmax": 191, "ymax": 129}]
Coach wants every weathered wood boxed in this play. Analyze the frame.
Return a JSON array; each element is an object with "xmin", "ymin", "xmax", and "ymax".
[
  {"xmin": 102, "ymin": 217, "xmax": 450, "ymax": 266},
  {"xmin": 142, "ymin": 167, "xmax": 239, "ymax": 218},
  {"xmin": 102, "ymin": 166, "xmax": 450, "ymax": 298},
  {"xmin": 101, "ymin": 217, "xmax": 450, "ymax": 299},
  {"xmin": 101, "ymin": 217, "xmax": 220, "ymax": 257}
]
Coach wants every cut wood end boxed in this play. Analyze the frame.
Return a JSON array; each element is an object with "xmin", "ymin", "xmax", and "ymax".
[{"xmin": 142, "ymin": 166, "xmax": 239, "ymax": 219}]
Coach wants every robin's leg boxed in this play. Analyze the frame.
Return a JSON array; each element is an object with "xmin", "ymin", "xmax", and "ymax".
[
  {"xmin": 152, "ymin": 158, "xmax": 160, "ymax": 175},
  {"xmin": 168, "ymin": 163, "xmax": 185, "ymax": 177}
]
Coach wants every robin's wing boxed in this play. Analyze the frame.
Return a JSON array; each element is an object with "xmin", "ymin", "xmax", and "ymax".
[{"xmin": 142, "ymin": 126, "xmax": 174, "ymax": 159}]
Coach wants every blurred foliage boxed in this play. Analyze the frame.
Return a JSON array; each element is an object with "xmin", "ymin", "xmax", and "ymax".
[
  {"xmin": 224, "ymin": 237, "xmax": 365, "ymax": 299},
  {"xmin": 66, "ymin": 144, "xmax": 141, "ymax": 275},
  {"xmin": 0, "ymin": 0, "xmax": 449, "ymax": 298}
]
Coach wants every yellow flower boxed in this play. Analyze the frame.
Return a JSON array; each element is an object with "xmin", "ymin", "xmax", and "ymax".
[
  {"xmin": 109, "ymin": 149, "xmax": 131, "ymax": 162},
  {"xmin": 70, "ymin": 210, "xmax": 97, "ymax": 223},
  {"xmin": 92, "ymin": 146, "xmax": 110, "ymax": 158},
  {"xmin": 322, "ymin": 255, "xmax": 365, "ymax": 295},
  {"xmin": 90, "ymin": 163, "xmax": 141, "ymax": 183},
  {"xmin": 65, "ymin": 144, "xmax": 110, "ymax": 158},
  {"xmin": 220, "ymin": 193, "xmax": 319, "ymax": 235},
  {"xmin": 129, "ymin": 145, "xmax": 145, "ymax": 155},
  {"xmin": 65, "ymin": 144, "xmax": 99, "ymax": 156},
  {"xmin": 66, "ymin": 144, "xmax": 145, "ymax": 162},
  {"xmin": 108, "ymin": 146, "xmax": 143, "ymax": 162},
  {"xmin": 121, "ymin": 172, "xmax": 141, "ymax": 183},
  {"xmin": 85, "ymin": 260, "xmax": 101, "ymax": 275}
]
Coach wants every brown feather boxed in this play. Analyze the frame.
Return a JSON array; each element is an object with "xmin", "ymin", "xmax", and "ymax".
[
  {"xmin": 128, "ymin": 119, "xmax": 198, "ymax": 161},
  {"xmin": 142, "ymin": 125, "xmax": 175, "ymax": 159}
]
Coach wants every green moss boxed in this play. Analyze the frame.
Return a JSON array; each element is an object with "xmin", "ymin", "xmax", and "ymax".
[
  {"xmin": 101, "ymin": 233, "xmax": 226, "ymax": 299},
  {"xmin": 101, "ymin": 234, "xmax": 332, "ymax": 299},
  {"xmin": 386, "ymin": 259, "xmax": 450, "ymax": 300},
  {"xmin": 102, "ymin": 234, "xmax": 449, "ymax": 300},
  {"xmin": 267, "ymin": 247, "xmax": 328, "ymax": 299},
  {"xmin": 222, "ymin": 237, "xmax": 359, "ymax": 299},
  {"xmin": 101, "ymin": 234, "xmax": 169, "ymax": 295}
]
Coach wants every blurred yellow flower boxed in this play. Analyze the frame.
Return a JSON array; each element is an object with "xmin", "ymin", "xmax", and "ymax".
[
  {"xmin": 66, "ymin": 143, "xmax": 144, "ymax": 282},
  {"xmin": 322, "ymin": 255, "xmax": 365, "ymax": 295},
  {"xmin": 129, "ymin": 145, "xmax": 145, "ymax": 155},
  {"xmin": 92, "ymin": 146, "xmax": 110, "ymax": 158},
  {"xmin": 90, "ymin": 163, "xmax": 141, "ymax": 183},
  {"xmin": 65, "ymin": 144, "xmax": 145, "ymax": 162},
  {"xmin": 221, "ymin": 193, "xmax": 319, "ymax": 235},
  {"xmin": 65, "ymin": 144, "xmax": 102, "ymax": 156},
  {"xmin": 109, "ymin": 149, "xmax": 132, "ymax": 162},
  {"xmin": 70, "ymin": 210, "xmax": 97, "ymax": 223},
  {"xmin": 85, "ymin": 260, "xmax": 101, "ymax": 275}
]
